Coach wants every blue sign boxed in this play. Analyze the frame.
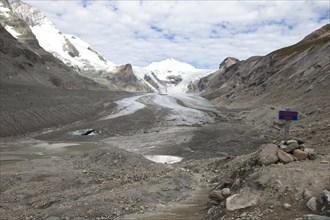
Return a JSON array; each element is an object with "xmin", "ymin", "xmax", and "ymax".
[{"xmin": 279, "ymin": 110, "xmax": 298, "ymax": 121}]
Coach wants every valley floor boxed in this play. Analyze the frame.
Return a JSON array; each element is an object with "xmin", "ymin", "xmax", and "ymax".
[{"xmin": 0, "ymin": 87, "xmax": 329, "ymax": 220}]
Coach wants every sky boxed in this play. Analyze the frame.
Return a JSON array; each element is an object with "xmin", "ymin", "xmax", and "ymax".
[{"xmin": 24, "ymin": 0, "xmax": 329, "ymax": 69}]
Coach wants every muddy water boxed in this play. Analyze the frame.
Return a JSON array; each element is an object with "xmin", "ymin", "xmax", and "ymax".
[{"xmin": 0, "ymin": 141, "xmax": 106, "ymax": 166}]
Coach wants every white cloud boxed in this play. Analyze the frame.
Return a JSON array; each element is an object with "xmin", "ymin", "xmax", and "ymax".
[{"xmin": 24, "ymin": 0, "xmax": 329, "ymax": 69}]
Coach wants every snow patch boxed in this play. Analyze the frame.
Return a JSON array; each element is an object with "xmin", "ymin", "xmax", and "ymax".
[
  {"xmin": 103, "ymin": 94, "xmax": 148, "ymax": 120},
  {"xmin": 0, "ymin": 2, "xmax": 10, "ymax": 18},
  {"xmin": 144, "ymin": 155, "xmax": 183, "ymax": 164},
  {"xmin": 4, "ymin": 25, "xmax": 21, "ymax": 38}
]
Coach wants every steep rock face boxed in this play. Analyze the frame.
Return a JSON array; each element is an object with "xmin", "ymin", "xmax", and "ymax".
[
  {"xmin": 97, "ymin": 64, "xmax": 152, "ymax": 92},
  {"xmin": 201, "ymin": 24, "xmax": 330, "ymax": 103},
  {"xmin": 0, "ymin": 24, "xmax": 102, "ymax": 89},
  {"xmin": 0, "ymin": 0, "xmax": 39, "ymax": 48},
  {"xmin": 9, "ymin": 0, "xmax": 116, "ymax": 74},
  {"xmin": 188, "ymin": 56, "xmax": 240, "ymax": 92},
  {"xmin": 198, "ymin": 24, "xmax": 330, "ymax": 139}
]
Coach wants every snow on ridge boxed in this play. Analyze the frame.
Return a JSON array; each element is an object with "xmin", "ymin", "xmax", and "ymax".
[
  {"xmin": 4, "ymin": 25, "xmax": 21, "ymax": 38},
  {"xmin": 0, "ymin": 2, "xmax": 11, "ymax": 18},
  {"xmin": 10, "ymin": 0, "xmax": 115, "ymax": 72},
  {"xmin": 145, "ymin": 58, "xmax": 197, "ymax": 72}
]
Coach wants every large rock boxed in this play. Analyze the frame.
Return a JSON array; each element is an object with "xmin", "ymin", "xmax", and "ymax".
[
  {"xmin": 258, "ymin": 144, "xmax": 279, "ymax": 165},
  {"xmin": 226, "ymin": 192, "xmax": 259, "ymax": 211},
  {"xmin": 293, "ymin": 149, "xmax": 308, "ymax": 160},
  {"xmin": 277, "ymin": 150, "xmax": 294, "ymax": 164},
  {"xmin": 306, "ymin": 197, "xmax": 318, "ymax": 212}
]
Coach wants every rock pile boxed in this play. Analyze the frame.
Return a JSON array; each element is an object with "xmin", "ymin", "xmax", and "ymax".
[{"xmin": 258, "ymin": 139, "xmax": 317, "ymax": 166}]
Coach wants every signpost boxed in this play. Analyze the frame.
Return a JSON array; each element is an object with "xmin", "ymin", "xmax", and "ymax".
[{"xmin": 279, "ymin": 110, "xmax": 298, "ymax": 140}]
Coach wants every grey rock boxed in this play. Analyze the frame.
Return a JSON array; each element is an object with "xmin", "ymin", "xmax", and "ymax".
[
  {"xmin": 274, "ymin": 179, "xmax": 283, "ymax": 191},
  {"xmin": 222, "ymin": 188, "xmax": 231, "ymax": 197},
  {"xmin": 303, "ymin": 214, "xmax": 330, "ymax": 220},
  {"xmin": 226, "ymin": 193, "xmax": 259, "ymax": 211},
  {"xmin": 324, "ymin": 190, "xmax": 330, "ymax": 203},
  {"xmin": 309, "ymin": 153, "xmax": 318, "ymax": 160},
  {"xmin": 304, "ymin": 189, "xmax": 313, "ymax": 199},
  {"xmin": 287, "ymin": 139, "xmax": 298, "ymax": 144},
  {"xmin": 307, "ymin": 197, "xmax": 318, "ymax": 212},
  {"xmin": 284, "ymin": 203, "xmax": 292, "ymax": 210},
  {"xmin": 283, "ymin": 142, "xmax": 300, "ymax": 153},
  {"xmin": 304, "ymin": 148, "xmax": 315, "ymax": 154},
  {"xmin": 209, "ymin": 190, "xmax": 225, "ymax": 202}
]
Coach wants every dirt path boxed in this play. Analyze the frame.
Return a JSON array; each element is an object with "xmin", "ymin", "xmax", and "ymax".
[{"xmin": 116, "ymin": 174, "xmax": 211, "ymax": 220}]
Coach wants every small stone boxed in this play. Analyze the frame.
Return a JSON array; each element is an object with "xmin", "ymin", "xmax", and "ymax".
[
  {"xmin": 209, "ymin": 190, "xmax": 225, "ymax": 202},
  {"xmin": 304, "ymin": 148, "xmax": 315, "ymax": 154},
  {"xmin": 258, "ymin": 144, "xmax": 279, "ymax": 165},
  {"xmin": 154, "ymin": 203, "xmax": 165, "ymax": 210},
  {"xmin": 293, "ymin": 149, "xmax": 308, "ymax": 160},
  {"xmin": 277, "ymin": 149, "xmax": 294, "ymax": 164},
  {"xmin": 304, "ymin": 189, "xmax": 313, "ymax": 199},
  {"xmin": 287, "ymin": 140, "xmax": 298, "ymax": 144},
  {"xmin": 232, "ymin": 178, "xmax": 241, "ymax": 190},
  {"xmin": 284, "ymin": 203, "xmax": 292, "ymax": 210},
  {"xmin": 309, "ymin": 153, "xmax": 318, "ymax": 160},
  {"xmin": 274, "ymin": 179, "xmax": 283, "ymax": 191},
  {"xmin": 306, "ymin": 197, "xmax": 318, "ymax": 212},
  {"xmin": 222, "ymin": 188, "xmax": 231, "ymax": 197},
  {"xmin": 293, "ymin": 138, "xmax": 305, "ymax": 145}
]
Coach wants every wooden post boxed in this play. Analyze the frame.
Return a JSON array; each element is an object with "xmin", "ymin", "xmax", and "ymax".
[{"xmin": 284, "ymin": 120, "xmax": 291, "ymax": 141}]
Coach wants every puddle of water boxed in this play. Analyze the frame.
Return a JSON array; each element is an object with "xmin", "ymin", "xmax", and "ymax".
[
  {"xmin": 33, "ymin": 142, "xmax": 80, "ymax": 150},
  {"xmin": 144, "ymin": 155, "xmax": 183, "ymax": 164}
]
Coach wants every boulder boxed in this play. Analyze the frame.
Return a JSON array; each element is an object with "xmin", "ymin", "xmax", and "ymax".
[
  {"xmin": 277, "ymin": 150, "xmax": 294, "ymax": 164},
  {"xmin": 226, "ymin": 193, "xmax": 259, "ymax": 211},
  {"xmin": 306, "ymin": 197, "xmax": 318, "ymax": 212},
  {"xmin": 209, "ymin": 190, "xmax": 224, "ymax": 202},
  {"xmin": 258, "ymin": 144, "xmax": 279, "ymax": 165},
  {"xmin": 293, "ymin": 149, "xmax": 308, "ymax": 160},
  {"xmin": 283, "ymin": 142, "xmax": 300, "ymax": 153},
  {"xmin": 324, "ymin": 190, "xmax": 330, "ymax": 203}
]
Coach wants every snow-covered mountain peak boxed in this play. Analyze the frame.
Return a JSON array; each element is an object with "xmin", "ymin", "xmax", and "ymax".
[
  {"xmin": 9, "ymin": 0, "xmax": 115, "ymax": 72},
  {"xmin": 10, "ymin": 0, "xmax": 52, "ymax": 27},
  {"xmin": 145, "ymin": 58, "xmax": 197, "ymax": 72}
]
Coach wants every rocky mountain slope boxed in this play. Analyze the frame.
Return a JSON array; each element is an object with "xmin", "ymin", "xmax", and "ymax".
[
  {"xmin": 5, "ymin": 0, "xmax": 151, "ymax": 92},
  {"xmin": 0, "ymin": 1, "xmax": 101, "ymax": 89},
  {"xmin": 9, "ymin": 0, "xmax": 115, "ymax": 74},
  {"xmin": 192, "ymin": 24, "xmax": 330, "ymax": 148}
]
